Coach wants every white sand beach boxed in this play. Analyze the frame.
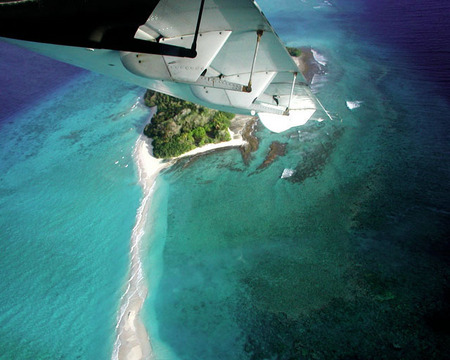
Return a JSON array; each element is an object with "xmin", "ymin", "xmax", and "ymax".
[
  {"xmin": 177, "ymin": 127, "xmax": 246, "ymax": 159},
  {"xmin": 114, "ymin": 116, "xmax": 251, "ymax": 360},
  {"xmin": 113, "ymin": 137, "xmax": 168, "ymax": 360}
]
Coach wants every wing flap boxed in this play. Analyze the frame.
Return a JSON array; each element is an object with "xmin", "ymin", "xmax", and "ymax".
[{"xmin": 120, "ymin": 31, "xmax": 231, "ymax": 83}]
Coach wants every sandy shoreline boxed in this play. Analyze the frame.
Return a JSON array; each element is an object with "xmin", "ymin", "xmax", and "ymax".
[
  {"xmin": 114, "ymin": 116, "xmax": 251, "ymax": 360},
  {"xmin": 112, "ymin": 137, "xmax": 166, "ymax": 360}
]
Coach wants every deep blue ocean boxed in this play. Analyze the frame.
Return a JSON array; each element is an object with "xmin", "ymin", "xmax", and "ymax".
[{"xmin": 1, "ymin": 0, "xmax": 449, "ymax": 359}]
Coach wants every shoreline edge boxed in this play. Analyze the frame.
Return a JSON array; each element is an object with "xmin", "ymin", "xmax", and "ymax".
[{"xmin": 113, "ymin": 115, "xmax": 252, "ymax": 360}]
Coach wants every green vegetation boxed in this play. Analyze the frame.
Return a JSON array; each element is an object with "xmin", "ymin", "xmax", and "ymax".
[
  {"xmin": 287, "ymin": 47, "xmax": 302, "ymax": 57},
  {"xmin": 143, "ymin": 90, "xmax": 235, "ymax": 158}
]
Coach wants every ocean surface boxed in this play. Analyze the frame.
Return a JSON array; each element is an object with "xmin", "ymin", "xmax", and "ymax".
[
  {"xmin": 0, "ymin": 46, "xmax": 150, "ymax": 358},
  {"xmin": 1, "ymin": 0, "xmax": 449, "ymax": 359}
]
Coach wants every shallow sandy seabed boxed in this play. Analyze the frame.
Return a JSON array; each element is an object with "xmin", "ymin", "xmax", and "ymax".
[{"xmin": 115, "ymin": 116, "xmax": 252, "ymax": 360}]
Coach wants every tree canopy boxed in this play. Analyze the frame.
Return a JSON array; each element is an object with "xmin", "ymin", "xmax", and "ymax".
[
  {"xmin": 287, "ymin": 47, "xmax": 302, "ymax": 57},
  {"xmin": 143, "ymin": 90, "xmax": 235, "ymax": 158}
]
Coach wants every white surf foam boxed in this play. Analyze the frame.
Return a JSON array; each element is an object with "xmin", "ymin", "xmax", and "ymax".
[
  {"xmin": 313, "ymin": 1, "xmax": 333, "ymax": 10},
  {"xmin": 346, "ymin": 100, "xmax": 363, "ymax": 110},
  {"xmin": 281, "ymin": 168, "xmax": 295, "ymax": 179},
  {"xmin": 311, "ymin": 49, "xmax": 328, "ymax": 67}
]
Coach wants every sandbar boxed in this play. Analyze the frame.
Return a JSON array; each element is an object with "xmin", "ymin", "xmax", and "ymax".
[{"xmin": 114, "ymin": 115, "xmax": 252, "ymax": 360}]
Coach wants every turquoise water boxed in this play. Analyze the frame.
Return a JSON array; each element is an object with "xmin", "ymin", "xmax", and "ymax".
[
  {"xmin": 0, "ymin": 65, "xmax": 150, "ymax": 359},
  {"xmin": 1, "ymin": 0, "xmax": 449, "ymax": 359},
  {"xmin": 143, "ymin": 1, "xmax": 450, "ymax": 359}
]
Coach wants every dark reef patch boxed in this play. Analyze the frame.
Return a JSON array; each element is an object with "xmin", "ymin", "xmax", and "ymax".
[
  {"xmin": 288, "ymin": 126, "xmax": 344, "ymax": 183},
  {"xmin": 236, "ymin": 293, "xmax": 449, "ymax": 360},
  {"xmin": 256, "ymin": 141, "xmax": 287, "ymax": 170},
  {"xmin": 240, "ymin": 119, "xmax": 259, "ymax": 165}
]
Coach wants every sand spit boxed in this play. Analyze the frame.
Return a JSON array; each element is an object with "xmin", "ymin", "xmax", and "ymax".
[
  {"xmin": 114, "ymin": 116, "xmax": 252, "ymax": 360},
  {"xmin": 112, "ymin": 137, "xmax": 168, "ymax": 360}
]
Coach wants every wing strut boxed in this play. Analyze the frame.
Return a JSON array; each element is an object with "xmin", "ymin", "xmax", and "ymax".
[
  {"xmin": 191, "ymin": 0, "xmax": 206, "ymax": 54},
  {"xmin": 284, "ymin": 72, "xmax": 298, "ymax": 115},
  {"xmin": 244, "ymin": 30, "xmax": 264, "ymax": 93}
]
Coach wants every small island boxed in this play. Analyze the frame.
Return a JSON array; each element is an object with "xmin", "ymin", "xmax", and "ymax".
[
  {"xmin": 143, "ymin": 90, "xmax": 235, "ymax": 158},
  {"xmin": 286, "ymin": 46, "xmax": 302, "ymax": 57},
  {"xmin": 288, "ymin": 46, "xmax": 324, "ymax": 84}
]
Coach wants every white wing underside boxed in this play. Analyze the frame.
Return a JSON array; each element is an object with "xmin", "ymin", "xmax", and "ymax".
[{"xmin": 2, "ymin": 0, "xmax": 328, "ymax": 132}]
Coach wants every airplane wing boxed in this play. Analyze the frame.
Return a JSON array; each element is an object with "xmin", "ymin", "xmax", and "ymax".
[{"xmin": 0, "ymin": 0, "xmax": 329, "ymax": 132}]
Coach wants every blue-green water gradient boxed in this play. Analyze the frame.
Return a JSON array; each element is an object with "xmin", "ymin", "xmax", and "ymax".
[{"xmin": 0, "ymin": 61, "xmax": 150, "ymax": 359}]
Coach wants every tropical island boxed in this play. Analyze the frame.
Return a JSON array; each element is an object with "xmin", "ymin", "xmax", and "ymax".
[{"xmin": 143, "ymin": 90, "xmax": 235, "ymax": 158}]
